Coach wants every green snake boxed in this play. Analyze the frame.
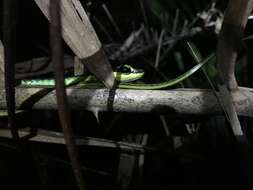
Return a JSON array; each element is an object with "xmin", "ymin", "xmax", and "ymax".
[
  {"xmin": 0, "ymin": 52, "xmax": 214, "ymax": 117},
  {"xmin": 21, "ymin": 64, "xmax": 145, "ymax": 86},
  {"xmin": 21, "ymin": 53, "xmax": 215, "ymax": 90}
]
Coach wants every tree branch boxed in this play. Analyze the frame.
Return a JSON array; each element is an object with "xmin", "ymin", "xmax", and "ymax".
[
  {"xmin": 217, "ymin": 0, "xmax": 253, "ymax": 90},
  {"xmin": 0, "ymin": 86, "xmax": 252, "ymax": 116}
]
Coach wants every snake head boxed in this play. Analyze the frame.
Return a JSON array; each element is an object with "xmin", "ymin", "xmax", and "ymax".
[{"xmin": 114, "ymin": 65, "xmax": 144, "ymax": 82}]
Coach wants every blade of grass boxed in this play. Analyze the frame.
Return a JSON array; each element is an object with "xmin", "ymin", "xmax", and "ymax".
[
  {"xmin": 138, "ymin": 0, "xmax": 149, "ymax": 26},
  {"xmin": 174, "ymin": 51, "xmax": 192, "ymax": 87},
  {"xmin": 154, "ymin": 29, "xmax": 165, "ymax": 69},
  {"xmin": 186, "ymin": 41, "xmax": 234, "ymax": 131},
  {"xmin": 172, "ymin": 9, "xmax": 180, "ymax": 35},
  {"xmin": 102, "ymin": 4, "xmax": 123, "ymax": 40}
]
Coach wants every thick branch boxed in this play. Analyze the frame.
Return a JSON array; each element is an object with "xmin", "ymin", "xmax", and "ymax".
[
  {"xmin": 0, "ymin": 41, "xmax": 5, "ymax": 88},
  {"xmin": 0, "ymin": 128, "xmax": 153, "ymax": 153},
  {"xmin": 34, "ymin": 0, "xmax": 115, "ymax": 88},
  {"xmin": 0, "ymin": 87, "xmax": 252, "ymax": 116},
  {"xmin": 217, "ymin": 0, "xmax": 253, "ymax": 90}
]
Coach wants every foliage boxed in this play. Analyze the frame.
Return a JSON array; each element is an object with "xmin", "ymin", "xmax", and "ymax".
[{"xmin": 1, "ymin": 1, "xmax": 253, "ymax": 190}]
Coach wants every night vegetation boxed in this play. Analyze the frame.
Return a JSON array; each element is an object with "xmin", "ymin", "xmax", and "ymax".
[{"xmin": 0, "ymin": 0, "xmax": 253, "ymax": 189}]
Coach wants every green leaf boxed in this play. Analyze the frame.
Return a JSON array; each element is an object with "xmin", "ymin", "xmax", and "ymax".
[{"xmin": 186, "ymin": 41, "xmax": 218, "ymax": 87}]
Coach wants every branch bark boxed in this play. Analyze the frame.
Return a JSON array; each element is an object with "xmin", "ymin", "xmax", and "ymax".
[
  {"xmin": 0, "ymin": 128, "xmax": 154, "ymax": 153},
  {"xmin": 217, "ymin": 0, "xmax": 253, "ymax": 90},
  {"xmin": 0, "ymin": 86, "xmax": 252, "ymax": 117},
  {"xmin": 0, "ymin": 41, "xmax": 5, "ymax": 88}
]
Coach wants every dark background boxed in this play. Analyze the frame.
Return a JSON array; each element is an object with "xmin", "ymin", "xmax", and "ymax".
[{"xmin": 1, "ymin": 0, "xmax": 253, "ymax": 190}]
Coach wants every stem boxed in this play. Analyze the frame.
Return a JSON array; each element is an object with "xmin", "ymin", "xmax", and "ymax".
[{"xmin": 49, "ymin": 1, "xmax": 87, "ymax": 190}]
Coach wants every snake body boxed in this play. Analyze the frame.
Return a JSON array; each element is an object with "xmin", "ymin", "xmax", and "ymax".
[
  {"xmin": 2, "ymin": 50, "xmax": 214, "ymax": 118},
  {"xmin": 21, "ymin": 53, "xmax": 215, "ymax": 90}
]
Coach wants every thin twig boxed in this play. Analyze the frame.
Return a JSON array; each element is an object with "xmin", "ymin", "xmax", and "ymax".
[
  {"xmin": 3, "ymin": 0, "xmax": 19, "ymax": 140},
  {"xmin": 102, "ymin": 4, "xmax": 123, "ymax": 40},
  {"xmin": 172, "ymin": 9, "xmax": 180, "ymax": 36},
  {"xmin": 0, "ymin": 128, "xmax": 156, "ymax": 153},
  {"xmin": 138, "ymin": 0, "xmax": 149, "ymax": 26},
  {"xmin": 92, "ymin": 16, "xmax": 115, "ymax": 42},
  {"xmin": 154, "ymin": 29, "xmax": 165, "ymax": 69},
  {"xmin": 49, "ymin": 1, "xmax": 87, "ymax": 190}
]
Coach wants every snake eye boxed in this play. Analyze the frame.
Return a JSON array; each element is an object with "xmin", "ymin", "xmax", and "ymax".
[
  {"xmin": 116, "ymin": 65, "xmax": 132, "ymax": 73},
  {"xmin": 122, "ymin": 66, "xmax": 131, "ymax": 73}
]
